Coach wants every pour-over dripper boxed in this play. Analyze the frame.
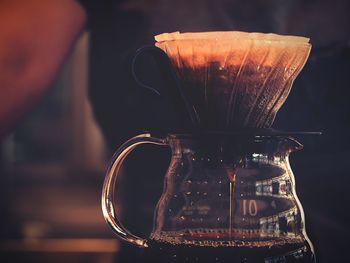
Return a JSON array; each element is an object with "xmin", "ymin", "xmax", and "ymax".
[{"xmin": 155, "ymin": 31, "xmax": 311, "ymax": 130}]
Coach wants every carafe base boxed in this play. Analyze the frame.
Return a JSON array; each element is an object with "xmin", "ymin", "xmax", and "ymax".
[{"xmin": 143, "ymin": 239, "xmax": 315, "ymax": 263}]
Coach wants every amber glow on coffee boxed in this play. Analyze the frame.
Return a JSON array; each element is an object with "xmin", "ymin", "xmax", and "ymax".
[{"xmin": 155, "ymin": 31, "xmax": 311, "ymax": 128}]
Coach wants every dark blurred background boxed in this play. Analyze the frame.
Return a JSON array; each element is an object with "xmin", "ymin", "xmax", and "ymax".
[{"xmin": 1, "ymin": 0, "xmax": 350, "ymax": 262}]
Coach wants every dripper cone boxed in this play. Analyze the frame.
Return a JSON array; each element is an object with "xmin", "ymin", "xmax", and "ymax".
[{"xmin": 155, "ymin": 31, "xmax": 311, "ymax": 129}]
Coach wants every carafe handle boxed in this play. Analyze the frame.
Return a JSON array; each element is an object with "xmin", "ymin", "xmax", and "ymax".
[{"xmin": 102, "ymin": 133, "xmax": 168, "ymax": 248}]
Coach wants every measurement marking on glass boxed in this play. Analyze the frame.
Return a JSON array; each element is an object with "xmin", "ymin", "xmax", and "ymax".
[{"xmin": 243, "ymin": 199, "xmax": 258, "ymax": 216}]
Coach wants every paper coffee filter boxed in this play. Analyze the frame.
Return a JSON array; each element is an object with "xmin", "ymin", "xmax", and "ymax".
[
  {"xmin": 154, "ymin": 31, "xmax": 311, "ymax": 129},
  {"xmin": 155, "ymin": 31, "xmax": 309, "ymax": 43}
]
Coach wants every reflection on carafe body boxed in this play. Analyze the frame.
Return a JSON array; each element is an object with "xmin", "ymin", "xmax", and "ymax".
[
  {"xmin": 102, "ymin": 133, "xmax": 315, "ymax": 263},
  {"xmin": 147, "ymin": 134, "xmax": 315, "ymax": 262}
]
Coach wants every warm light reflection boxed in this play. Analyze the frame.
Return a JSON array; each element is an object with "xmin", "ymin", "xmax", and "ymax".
[
  {"xmin": 154, "ymin": 31, "xmax": 311, "ymax": 128},
  {"xmin": 0, "ymin": 239, "xmax": 119, "ymax": 253}
]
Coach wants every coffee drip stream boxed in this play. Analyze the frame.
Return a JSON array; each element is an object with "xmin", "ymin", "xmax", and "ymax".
[{"xmin": 102, "ymin": 31, "xmax": 316, "ymax": 262}]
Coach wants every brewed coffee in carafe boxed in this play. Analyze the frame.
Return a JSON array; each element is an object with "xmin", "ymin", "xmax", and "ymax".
[{"xmin": 102, "ymin": 31, "xmax": 315, "ymax": 262}]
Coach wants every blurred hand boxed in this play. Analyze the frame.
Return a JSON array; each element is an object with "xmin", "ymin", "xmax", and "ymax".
[{"xmin": 0, "ymin": 0, "xmax": 86, "ymax": 138}]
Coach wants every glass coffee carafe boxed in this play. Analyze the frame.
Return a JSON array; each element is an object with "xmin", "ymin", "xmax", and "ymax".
[{"xmin": 102, "ymin": 31, "xmax": 316, "ymax": 262}]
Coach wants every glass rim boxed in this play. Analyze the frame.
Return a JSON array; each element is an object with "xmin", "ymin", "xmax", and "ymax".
[
  {"xmin": 163, "ymin": 129, "xmax": 322, "ymax": 139},
  {"xmin": 155, "ymin": 31, "xmax": 310, "ymax": 45}
]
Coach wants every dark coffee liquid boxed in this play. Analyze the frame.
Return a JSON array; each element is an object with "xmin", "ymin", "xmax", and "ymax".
[
  {"xmin": 176, "ymin": 63, "xmax": 288, "ymax": 129},
  {"xmin": 143, "ymin": 239, "xmax": 315, "ymax": 263}
]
